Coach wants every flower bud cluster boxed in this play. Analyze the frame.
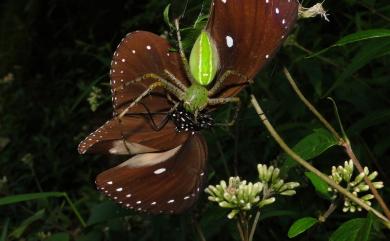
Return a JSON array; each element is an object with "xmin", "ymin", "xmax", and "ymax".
[
  {"xmin": 329, "ymin": 159, "xmax": 384, "ymax": 212},
  {"xmin": 258, "ymin": 164, "xmax": 300, "ymax": 198},
  {"xmin": 205, "ymin": 164, "xmax": 300, "ymax": 219}
]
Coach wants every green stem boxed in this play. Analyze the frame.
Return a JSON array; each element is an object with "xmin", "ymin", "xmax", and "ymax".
[
  {"xmin": 64, "ymin": 193, "xmax": 86, "ymax": 228},
  {"xmin": 249, "ymin": 211, "xmax": 261, "ymax": 241},
  {"xmin": 193, "ymin": 219, "xmax": 207, "ymax": 241},
  {"xmin": 237, "ymin": 219, "xmax": 246, "ymax": 241},
  {"xmin": 250, "ymin": 94, "xmax": 390, "ymax": 225}
]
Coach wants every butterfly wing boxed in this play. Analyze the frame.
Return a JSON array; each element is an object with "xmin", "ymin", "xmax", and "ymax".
[
  {"xmin": 110, "ymin": 31, "xmax": 189, "ymax": 115},
  {"xmin": 95, "ymin": 134, "xmax": 208, "ymax": 214},
  {"xmin": 207, "ymin": 0, "xmax": 299, "ymax": 97},
  {"xmin": 79, "ymin": 31, "xmax": 192, "ymax": 154},
  {"xmin": 78, "ymin": 115, "xmax": 189, "ymax": 154}
]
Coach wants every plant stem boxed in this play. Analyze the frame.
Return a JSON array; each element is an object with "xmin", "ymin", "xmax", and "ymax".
[
  {"xmin": 318, "ymin": 201, "xmax": 338, "ymax": 223},
  {"xmin": 283, "ymin": 67, "xmax": 390, "ymax": 220},
  {"xmin": 344, "ymin": 142, "xmax": 390, "ymax": 219},
  {"xmin": 64, "ymin": 193, "xmax": 86, "ymax": 228},
  {"xmin": 237, "ymin": 219, "xmax": 246, "ymax": 241},
  {"xmin": 193, "ymin": 219, "xmax": 207, "ymax": 241},
  {"xmin": 282, "ymin": 67, "xmax": 341, "ymax": 140},
  {"xmin": 250, "ymin": 94, "xmax": 390, "ymax": 225},
  {"xmin": 249, "ymin": 211, "xmax": 261, "ymax": 241}
]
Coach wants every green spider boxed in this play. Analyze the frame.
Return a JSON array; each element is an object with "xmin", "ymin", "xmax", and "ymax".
[{"xmin": 117, "ymin": 20, "xmax": 248, "ymax": 127}]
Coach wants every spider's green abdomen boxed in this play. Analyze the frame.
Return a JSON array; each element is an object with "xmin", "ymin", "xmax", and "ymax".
[
  {"xmin": 189, "ymin": 30, "xmax": 220, "ymax": 86},
  {"xmin": 183, "ymin": 84, "xmax": 208, "ymax": 114}
]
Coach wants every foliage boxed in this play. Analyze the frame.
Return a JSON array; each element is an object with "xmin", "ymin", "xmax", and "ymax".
[{"xmin": 0, "ymin": 0, "xmax": 389, "ymax": 240}]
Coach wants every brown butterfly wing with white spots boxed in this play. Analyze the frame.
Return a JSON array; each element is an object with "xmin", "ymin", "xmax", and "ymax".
[
  {"xmin": 78, "ymin": 115, "xmax": 189, "ymax": 154},
  {"xmin": 110, "ymin": 31, "xmax": 189, "ymax": 115},
  {"xmin": 95, "ymin": 134, "xmax": 207, "ymax": 214},
  {"xmin": 79, "ymin": 31, "xmax": 192, "ymax": 155},
  {"xmin": 207, "ymin": 0, "xmax": 299, "ymax": 97}
]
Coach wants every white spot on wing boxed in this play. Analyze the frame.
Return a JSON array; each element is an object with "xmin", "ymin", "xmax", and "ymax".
[
  {"xmin": 167, "ymin": 199, "xmax": 175, "ymax": 204},
  {"xmin": 226, "ymin": 36, "xmax": 234, "ymax": 48},
  {"xmin": 107, "ymin": 181, "xmax": 113, "ymax": 185},
  {"xmin": 116, "ymin": 187, "xmax": 123, "ymax": 192},
  {"xmin": 275, "ymin": 8, "xmax": 280, "ymax": 15},
  {"xmin": 146, "ymin": 45, "xmax": 151, "ymax": 50},
  {"xmin": 154, "ymin": 168, "xmax": 167, "ymax": 175}
]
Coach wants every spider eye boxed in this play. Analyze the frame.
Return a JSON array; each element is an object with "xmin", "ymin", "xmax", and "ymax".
[{"xmin": 189, "ymin": 30, "xmax": 220, "ymax": 86}]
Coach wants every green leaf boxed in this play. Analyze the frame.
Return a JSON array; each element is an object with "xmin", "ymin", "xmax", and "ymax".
[
  {"xmin": 324, "ymin": 39, "xmax": 390, "ymax": 95},
  {"xmin": 0, "ymin": 192, "xmax": 65, "ymax": 206},
  {"xmin": 87, "ymin": 201, "xmax": 132, "ymax": 226},
  {"xmin": 76, "ymin": 231, "xmax": 103, "ymax": 241},
  {"xmin": 288, "ymin": 217, "xmax": 318, "ymax": 238},
  {"xmin": 1, "ymin": 218, "xmax": 9, "ymax": 241},
  {"xmin": 348, "ymin": 109, "xmax": 390, "ymax": 135},
  {"xmin": 10, "ymin": 209, "xmax": 45, "ymax": 238},
  {"xmin": 310, "ymin": 29, "xmax": 390, "ymax": 57},
  {"xmin": 46, "ymin": 233, "xmax": 70, "ymax": 241},
  {"xmin": 330, "ymin": 218, "xmax": 372, "ymax": 241},
  {"xmin": 283, "ymin": 128, "xmax": 338, "ymax": 170},
  {"xmin": 163, "ymin": 4, "xmax": 173, "ymax": 28},
  {"xmin": 305, "ymin": 172, "xmax": 331, "ymax": 199}
]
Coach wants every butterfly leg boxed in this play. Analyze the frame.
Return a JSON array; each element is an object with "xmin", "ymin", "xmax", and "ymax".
[
  {"xmin": 208, "ymin": 97, "xmax": 241, "ymax": 126},
  {"xmin": 208, "ymin": 70, "xmax": 250, "ymax": 97},
  {"xmin": 147, "ymin": 103, "xmax": 180, "ymax": 131},
  {"xmin": 119, "ymin": 76, "xmax": 185, "ymax": 119}
]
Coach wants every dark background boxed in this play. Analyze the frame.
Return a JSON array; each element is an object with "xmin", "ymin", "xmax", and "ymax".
[{"xmin": 0, "ymin": 0, "xmax": 389, "ymax": 240}]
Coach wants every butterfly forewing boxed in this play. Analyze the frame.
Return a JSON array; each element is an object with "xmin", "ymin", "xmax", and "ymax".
[
  {"xmin": 110, "ymin": 31, "xmax": 189, "ymax": 115},
  {"xmin": 95, "ymin": 134, "xmax": 208, "ymax": 214},
  {"xmin": 79, "ymin": 31, "xmax": 192, "ymax": 155},
  {"xmin": 207, "ymin": 0, "xmax": 299, "ymax": 97}
]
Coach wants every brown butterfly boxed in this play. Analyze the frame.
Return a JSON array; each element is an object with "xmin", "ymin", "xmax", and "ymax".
[{"xmin": 78, "ymin": 0, "xmax": 298, "ymax": 214}]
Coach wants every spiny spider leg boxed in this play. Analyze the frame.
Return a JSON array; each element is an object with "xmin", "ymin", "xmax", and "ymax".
[
  {"xmin": 164, "ymin": 69, "xmax": 188, "ymax": 91},
  {"xmin": 174, "ymin": 19, "xmax": 195, "ymax": 84},
  {"xmin": 208, "ymin": 70, "xmax": 249, "ymax": 97},
  {"xmin": 118, "ymin": 76, "xmax": 185, "ymax": 119},
  {"xmin": 208, "ymin": 97, "xmax": 241, "ymax": 127}
]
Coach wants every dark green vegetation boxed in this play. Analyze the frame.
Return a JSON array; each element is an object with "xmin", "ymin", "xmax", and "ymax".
[{"xmin": 1, "ymin": 0, "xmax": 389, "ymax": 240}]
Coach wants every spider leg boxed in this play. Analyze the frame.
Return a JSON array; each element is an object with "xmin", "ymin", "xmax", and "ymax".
[
  {"xmin": 118, "ymin": 74, "xmax": 185, "ymax": 119},
  {"xmin": 208, "ymin": 70, "xmax": 251, "ymax": 97},
  {"xmin": 208, "ymin": 97, "xmax": 241, "ymax": 127},
  {"xmin": 164, "ymin": 69, "xmax": 188, "ymax": 91},
  {"xmin": 138, "ymin": 102, "xmax": 180, "ymax": 131},
  {"xmin": 174, "ymin": 19, "xmax": 195, "ymax": 84}
]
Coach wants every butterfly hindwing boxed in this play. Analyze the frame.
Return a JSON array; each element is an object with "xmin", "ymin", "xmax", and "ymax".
[
  {"xmin": 78, "ymin": 115, "xmax": 189, "ymax": 155},
  {"xmin": 95, "ymin": 134, "xmax": 208, "ymax": 214}
]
